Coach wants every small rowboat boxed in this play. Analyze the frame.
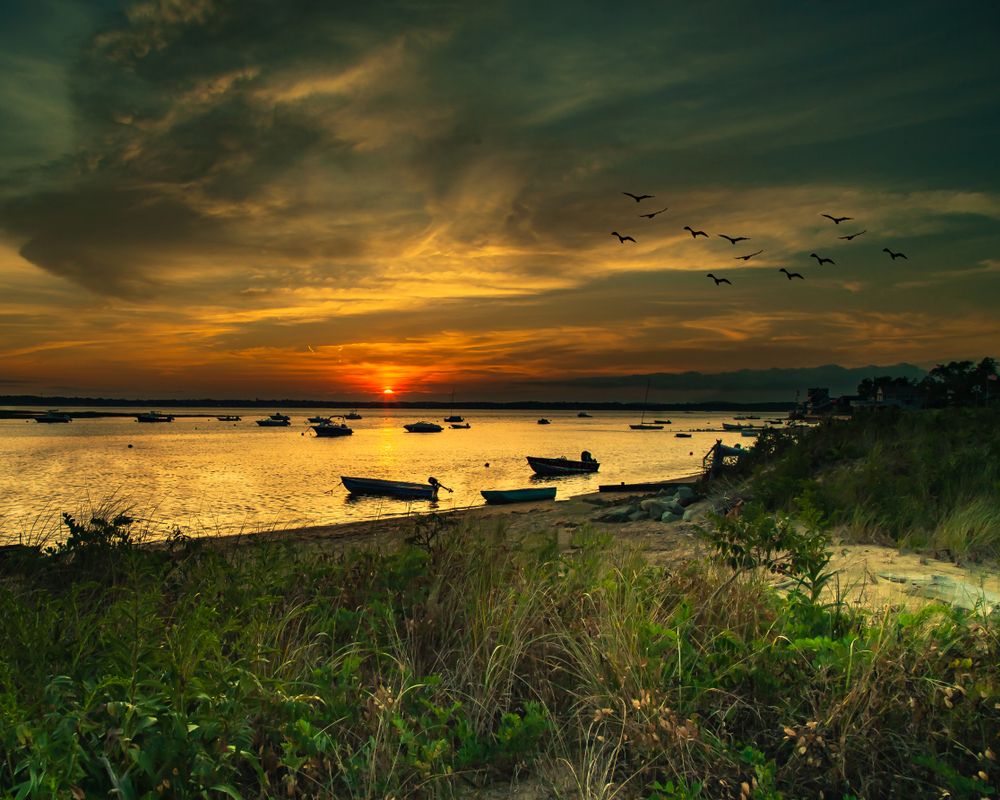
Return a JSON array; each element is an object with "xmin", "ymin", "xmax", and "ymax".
[
  {"xmin": 674, "ymin": 432, "xmax": 692, "ymax": 438},
  {"xmin": 481, "ymin": 487, "xmax": 556, "ymax": 505},
  {"xmin": 450, "ymin": 422, "xmax": 471, "ymax": 429},
  {"xmin": 526, "ymin": 455, "xmax": 600, "ymax": 476},
  {"xmin": 341, "ymin": 476, "xmax": 450, "ymax": 500}
]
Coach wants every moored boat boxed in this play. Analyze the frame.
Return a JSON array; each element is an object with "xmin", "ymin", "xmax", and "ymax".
[
  {"xmin": 268, "ymin": 412, "xmax": 291, "ymax": 422},
  {"xmin": 536, "ymin": 418, "xmax": 551, "ymax": 425},
  {"xmin": 308, "ymin": 415, "xmax": 332, "ymax": 424},
  {"xmin": 741, "ymin": 429, "xmax": 761, "ymax": 437},
  {"xmin": 35, "ymin": 410, "xmax": 72, "ymax": 423},
  {"xmin": 721, "ymin": 422, "xmax": 745, "ymax": 431},
  {"xmin": 256, "ymin": 417, "xmax": 290, "ymax": 427},
  {"xmin": 674, "ymin": 432, "xmax": 692, "ymax": 438},
  {"xmin": 313, "ymin": 421, "xmax": 353, "ymax": 437},
  {"xmin": 137, "ymin": 411, "xmax": 174, "ymax": 423},
  {"xmin": 404, "ymin": 421, "xmax": 443, "ymax": 433},
  {"xmin": 654, "ymin": 419, "xmax": 672, "ymax": 425},
  {"xmin": 577, "ymin": 412, "xmax": 593, "ymax": 418},
  {"xmin": 630, "ymin": 423, "xmax": 664, "ymax": 430},
  {"xmin": 217, "ymin": 415, "xmax": 241, "ymax": 422},
  {"xmin": 526, "ymin": 452, "xmax": 600, "ymax": 476},
  {"xmin": 345, "ymin": 410, "xmax": 363, "ymax": 420},
  {"xmin": 341, "ymin": 475, "xmax": 449, "ymax": 500},
  {"xmin": 443, "ymin": 415, "xmax": 464, "ymax": 423},
  {"xmin": 481, "ymin": 487, "xmax": 557, "ymax": 505},
  {"xmin": 450, "ymin": 422, "xmax": 471, "ymax": 429}
]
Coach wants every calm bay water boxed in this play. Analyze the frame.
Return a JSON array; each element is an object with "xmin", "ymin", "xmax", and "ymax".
[{"xmin": 0, "ymin": 408, "xmax": 763, "ymax": 542}]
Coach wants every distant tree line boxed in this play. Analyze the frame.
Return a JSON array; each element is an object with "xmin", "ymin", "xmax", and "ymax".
[{"xmin": 857, "ymin": 357, "xmax": 997, "ymax": 407}]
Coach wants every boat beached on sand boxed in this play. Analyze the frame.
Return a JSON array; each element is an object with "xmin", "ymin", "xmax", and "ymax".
[
  {"xmin": 481, "ymin": 487, "xmax": 556, "ymax": 504},
  {"xmin": 526, "ymin": 451, "xmax": 600, "ymax": 476},
  {"xmin": 341, "ymin": 476, "xmax": 451, "ymax": 500}
]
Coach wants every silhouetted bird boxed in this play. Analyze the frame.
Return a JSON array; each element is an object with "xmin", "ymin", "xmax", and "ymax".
[
  {"xmin": 810, "ymin": 253, "xmax": 835, "ymax": 265},
  {"xmin": 684, "ymin": 226, "xmax": 708, "ymax": 238},
  {"xmin": 623, "ymin": 192, "xmax": 654, "ymax": 202},
  {"xmin": 706, "ymin": 273, "xmax": 731, "ymax": 285},
  {"xmin": 821, "ymin": 214, "xmax": 853, "ymax": 224},
  {"xmin": 734, "ymin": 249, "xmax": 764, "ymax": 261},
  {"xmin": 719, "ymin": 234, "xmax": 749, "ymax": 244},
  {"xmin": 838, "ymin": 230, "xmax": 866, "ymax": 241},
  {"xmin": 611, "ymin": 231, "xmax": 636, "ymax": 243},
  {"xmin": 780, "ymin": 268, "xmax": 804, "ymax": 280},
  {"xmin": 639, "ymin": 206, "xmax": 669, "ymax": 219},
  {"xmin": 883, "ymin": 248, "xmax": 907, "ymax": 260}
]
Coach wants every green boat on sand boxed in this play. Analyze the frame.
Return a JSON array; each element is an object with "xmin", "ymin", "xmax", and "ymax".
[{"xmin": 481, "ymin": 487, "xmax": 557, "ymax": 505}]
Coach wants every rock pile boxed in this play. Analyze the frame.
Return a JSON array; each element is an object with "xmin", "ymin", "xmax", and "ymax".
[{"xmin": 593, "ymin": 485, "xmax": 701, "ymax": 524}]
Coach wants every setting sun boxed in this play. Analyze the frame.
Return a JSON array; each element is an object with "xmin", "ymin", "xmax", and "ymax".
[{"xmin": 382, "ymin": 388, "xmax": 394, "ymax": 395}]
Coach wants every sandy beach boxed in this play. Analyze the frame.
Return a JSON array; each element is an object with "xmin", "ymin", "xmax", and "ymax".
[{"xmin": 225, "ymin": 484, "xmax": 1000, "ymax": 615}]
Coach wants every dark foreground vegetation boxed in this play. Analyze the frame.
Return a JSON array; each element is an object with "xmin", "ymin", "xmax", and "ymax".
[
  {"xmin": 733, "ymin": 407, "xmax": 1000, "ymax": 561},
  {"xmin": 2, "ymin": 489, "xmax": 998, "ymax": 799}
]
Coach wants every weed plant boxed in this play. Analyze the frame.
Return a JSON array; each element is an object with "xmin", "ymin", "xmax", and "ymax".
[
  {"xmin": 735, "ymin": 408, "xmax": 1000, "ymax": 560},
  {"xmin": 0, "ymin": 512, "xmax": 998, "ymax": 798}
]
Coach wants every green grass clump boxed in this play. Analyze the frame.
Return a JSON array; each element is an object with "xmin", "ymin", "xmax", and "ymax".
[
  {"xmin": 737, "ymin": 408, "xmax": 1000, "ymax": 559},
  {"xmin": 1, "ymin": 512, "xmax": 998, "ymax": 798}
]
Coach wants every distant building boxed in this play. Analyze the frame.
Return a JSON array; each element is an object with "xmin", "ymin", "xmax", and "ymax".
[
  {"xmin": 805, "ymin": 387, "xmax": 832, "ymax": 414},
  {"xmin": 875, "ymin": 384, "xmax": 925, "ymax": 409}
]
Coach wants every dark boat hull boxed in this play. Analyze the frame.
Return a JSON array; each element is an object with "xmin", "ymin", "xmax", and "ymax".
[
  {"xmin": 526, "ymin": 456, "xmax": 600, "ymax": 476},
  {"xmin": 341, "ymin": 476, "xmax": 438, "ymax": 500},
  {"xmin": 313, "ymin": 424, "xmax": 353, "ymax": 437},
  {"xmin": 481, "ymin": 488, "xmax": 556, "ymax": 504}
]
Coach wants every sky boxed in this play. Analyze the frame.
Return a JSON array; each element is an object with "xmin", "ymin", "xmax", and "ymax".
[{"xmin": 0, "ymin": 0, "xmax": 998, "ymax": 401}]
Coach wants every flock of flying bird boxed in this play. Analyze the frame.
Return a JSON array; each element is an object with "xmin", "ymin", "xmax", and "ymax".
[{"xmin": 612, "ymin": 192, "xmax": 909, "ymax": 286}]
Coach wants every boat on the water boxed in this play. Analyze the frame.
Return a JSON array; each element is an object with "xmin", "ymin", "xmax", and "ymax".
[
  {"xmin": 674, "ymin": 432, "xmax": 692, "ymax": 438},
  {"xmin": 741, "ymin": 429, "xmax": 761, "ymax": 438},
  {"xmin": 256, "ymin": 417, "xmax": 290, "ymax": 427},
  {"xmin": 526, "ymin": 452, "xmax": 600, "ymax": 476},
  {"xmin": 35, "ymin": 410, "xmax": 72, "ymax": 423},
  {"xmin": 577, "ymin": 412, "xmax": 593, "ymax": 418},
  {"xmin": 721, "ymin": 422, "xmax": 746, "ymax": 431},
  {"xmin": 444, "ymin": 415, "xmax": 464, "ymax": 423},
  {"xmin": 537, "ymin": 418, "xmax": 551, "ymax": 425},
  {"xmin": 654, "ymin": 419, "xmax": 672, "ymax": 425},
  {"xmin": 481, "ymin": 487, "xmax": 557, "ymax": 505},
  {"xmin": 345, "ymin": 410, "xmax": 363, "ymax": 420},
  {"xmin": 312, "ymin": 421, "xmax": 353, "ymax": 437},
  {"xmin": 450, "ymin": 422, "xmax": 471, "ymax": 429},
  {"xmin": 630, "ymin": 379, "xmax": 662, "ymax": 429},
  {"xmin": 268, "ymin": 412, "xmax": 291, "ymax": 422},
  {"xmin": 307, "ymin": 415, "xmax": 332, "ymax": 424},
  {"xmin": 404, "ymin": 421, "xmax": 443, "ymax": 433},
  {"xmin": 137, "ymin": 411, "xmax": 174, "ymax": 423},
  {"xmin": 217, "ymin": 415, "xmax": 241, "ymax": 422},
  {"xmin": 341, "ymin": 475, "xmax": 450, "ymax": 500}
]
